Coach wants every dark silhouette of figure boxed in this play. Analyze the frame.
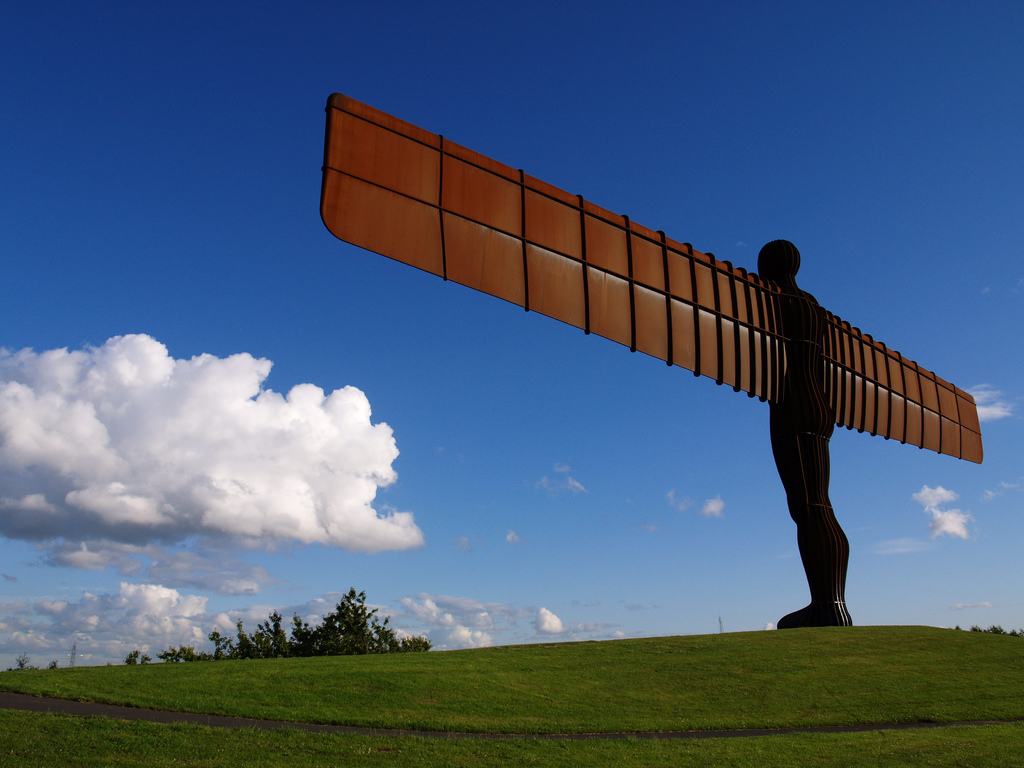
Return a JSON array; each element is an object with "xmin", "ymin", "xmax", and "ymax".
[{"xmin": 758, "ymin": 240, "xmax": 852, "ymax": 629}]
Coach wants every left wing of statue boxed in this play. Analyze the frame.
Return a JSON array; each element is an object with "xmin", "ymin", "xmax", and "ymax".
[
  {"xmin": 319, "ymin": 92, "xmax": 982, "ymax": 463},
  {"xmin": 823, "ymin": 314, "xmax": 981, "ymax": 462}
]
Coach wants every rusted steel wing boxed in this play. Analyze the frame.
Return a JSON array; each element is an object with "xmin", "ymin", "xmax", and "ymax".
[
  {"xmin": 320, "ymin": 93, "xmax": 982, "ymax": 463},
  {"xmin": 320, "ymin": 93, "xmax": 784, "ymax": 402},
  {"xmin": 823, "ymin": 315, "xmax": 982, "ymax": 462}
]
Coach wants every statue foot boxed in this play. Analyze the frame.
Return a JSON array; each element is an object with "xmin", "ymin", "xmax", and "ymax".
[{"xmin": 777, "ymin": 602, "xmax": 852, "ymax": 629}]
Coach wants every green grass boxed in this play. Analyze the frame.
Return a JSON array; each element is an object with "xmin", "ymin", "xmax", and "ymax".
[
  {"xmin": 2, "ymin": 710, "xmax": 1024, "ymax": 767},
  {"xmin": 3, "ymin": 626, "xmax": 1024, "ymax": 766},
  {"xmin": 3, "ymin": 626, "xmax": 1023, "ymax": 734}
]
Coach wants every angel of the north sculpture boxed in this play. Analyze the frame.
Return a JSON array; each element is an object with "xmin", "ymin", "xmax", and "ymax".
[{"xmin": 319, "ymin": 93, "xmax": 983, "ymax": 629}]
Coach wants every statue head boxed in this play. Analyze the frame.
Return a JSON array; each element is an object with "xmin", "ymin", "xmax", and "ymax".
[{"xmin": 758, "ymin": 240, "xmax": 801, "ymax": 290}]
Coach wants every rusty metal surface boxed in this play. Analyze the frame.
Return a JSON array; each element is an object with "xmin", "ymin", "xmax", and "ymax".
[
  {"xmin": 823, "ymin": 315, "xmax": 983, "ymax": 462},
  {"xmin": 319, "ymin": 92, "xmax": 982, "ymax": 465}
]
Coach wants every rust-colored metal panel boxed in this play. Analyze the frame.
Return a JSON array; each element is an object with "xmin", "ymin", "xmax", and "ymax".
[
  {"xmin": 918, "ymin": 372, "xmax": 940, "ymax": 415},
  {"xmin": 697, "ymin": 308, "xmax": 718, "ymax": 381},
  {"xmin": 693, "ymin": 262, "xmax": 716, "ymax": 312},
  {"xmin": 937, "ymin": 380, "xmax": 959, "ymax": 421},
  {"xmin": 750, "ymin": 328, "xmax": 766, "ymax": 399},
  {"xmin": 716, "ymin": 271, "xmax": 734, "ymax": 319},
  {"xmin": 922, "ymin": 408, "xmax": 942, "ymax": 453},
  {"xmin": 442, "ymin": 214, "xmax": 525, "ymax": 305},
  {"xmin": 321, "ymin": 92, "xmax": 981, "ymax": 463},
  {"xmin": 862, "ymin": 380, "xmax": 877, "ymax": 434},
  {"xmin": 875, "ymin": 384, "xmax": 890, "ymax": 440},
  {"xmin": 737, "ymin": 325, "xmax": 752, "ymax": 393},
  {"xmin": 906, "ymin": 401, "xmax": 924, "ymax": 449},
  {"xmin": 941, "ymin": 416, "xmax": 961, "ymax": 458},
  {"xmin": 666, "ymin": 249, "xmax": 694, "ymax": 304},
  {"xmin": 525, "ymin": 244, "xmax": 586, "ymax": 327},
  {"xmin": 583, "ymin": 210, "xmax": 629, "ymax": 277},
  {"xmin": 442, "ymin": 154, "xmax": 521, "ymax": 235},
  {"xmin": 889, "ymin": 391, "xmax": 907, "ymax": 444},
  {"xmin": 961, "ymin": 425, "xmax": 984, "ymax": 464},
  {"xmin": 324, "ymin": 101, "xmax": 439, "ymax": 205},
  {"xmin": 720, "ymin": 317, "xmax": 738, "ymax": 389},
  {"xmin": 858, "ymin": 334, "xmax": 875, "ymax": 380},
  {"xmin": 631, "ymin": 232, "xmax": 665, "ymax": 292},
  {"xmin": 670, "ymin": 298, "xmax": 697, "ymax": 372},
  {"xmin": 731, "ymin": 276, "xmax": 749, "ymax": 325},
  {"xmin": 321, "ymin": 170, "xmax": 444, "ymax": 276},
  {"xmin": 848, "ymin": 371, "xmax": 863, "ymax": 431},
  {"xmin": 886, "ymin": 354, "xmax": 905, "ymax": 396},
  {"xmin": 587, "ymin": 268, "xmax": 632, "ymax": 348},
  {"xmin": 633, "ymin": 284, "xmax": 669, "ymax": 360},
  {"xmin": 524, "ymin": 188, "xmax": 582, "ymax": 261},
  {"xmin": 902, "ymin": 361, "xmax": 922, "ymax": 405},
  {"xmin": 956, "ymin": 388, "xmax": 982, "ymax": 434}
]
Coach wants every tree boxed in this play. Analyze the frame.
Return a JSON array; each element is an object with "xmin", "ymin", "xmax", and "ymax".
[
  {"xmin": 289, "ymin": 613, "xmax": 316, "ymax": 658},
  {"xmin": 231, "ymin": 620, "xmax": 258, "ymax": 660},
  {"xmin": 208, "ymin": 627, "xmax": 234, "ymax": 660},
  {"xmin": 307, "ymin": 588, "xmax": 399, "ymax": 656},
  {"xmin": 251, "ymin": 611, "xmax": 290, "ymax": 658}
]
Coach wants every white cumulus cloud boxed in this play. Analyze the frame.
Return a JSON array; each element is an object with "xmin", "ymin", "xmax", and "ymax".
[
  {"xmin": 913, "ymin": 485, "xmax": 972, "ymax": 540},
  {"xmin": 913, "ymin": 486, "xmax": 959, "ymax": 509},
  {"xmin": 969, "ymin": 386, "xmax": 1013, "ymax": 422},
  {"xmin": 700, "ymin": 496, "xmax": 725, "ymax": 518},
  {"xmin": 928, "ymin": 508, "xmax": 973, "ymax": 539},
  {"xmin": 535, "ymin": 607, "xmax": 565, "ymax": 634},
  {"xmin": 0, "ymin": 335, "xmax": 422, "ymax": 555}
]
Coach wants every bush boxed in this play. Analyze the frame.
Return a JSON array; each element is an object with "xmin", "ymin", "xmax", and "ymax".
[
  {"xmin": 5, "ymin": 653, "xmax": 35, "ymax": 671},
  {"xmin": 397, "ymin": 635, "xmax": 434, "ymax": 653},
  {"xmin": 157, "ymin": 645, "xmax": 213, "ymax": 663}
]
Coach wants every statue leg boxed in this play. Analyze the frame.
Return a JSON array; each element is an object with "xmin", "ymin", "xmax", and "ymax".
[{"xmin": 771, "ymin": 418, "xmax": 852, "ymax": 628}]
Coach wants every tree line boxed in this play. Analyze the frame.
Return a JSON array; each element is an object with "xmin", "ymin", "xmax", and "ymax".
[
  {"xmin": 955, "ymin": 624, "xmax": 1024, "ymax": 637},
  {"xmin": 125, "ymin": 588, "xmax": 431, "ymax": 664}
]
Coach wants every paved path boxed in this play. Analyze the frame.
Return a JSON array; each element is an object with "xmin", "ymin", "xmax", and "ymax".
[{"xmin": 1, "ymin": 691, "xmax": 1020, "ymax": 741}]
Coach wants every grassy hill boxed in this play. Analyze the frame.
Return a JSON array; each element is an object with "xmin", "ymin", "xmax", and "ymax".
[{"xmin": 2, "ymin": 626, "xmax": 1024, "ymax": 766}]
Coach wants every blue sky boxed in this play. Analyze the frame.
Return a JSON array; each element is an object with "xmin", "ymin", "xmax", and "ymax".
[{"xmin": 1, "ymin": 0, "xmax": 1021, "ymax": 667}]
